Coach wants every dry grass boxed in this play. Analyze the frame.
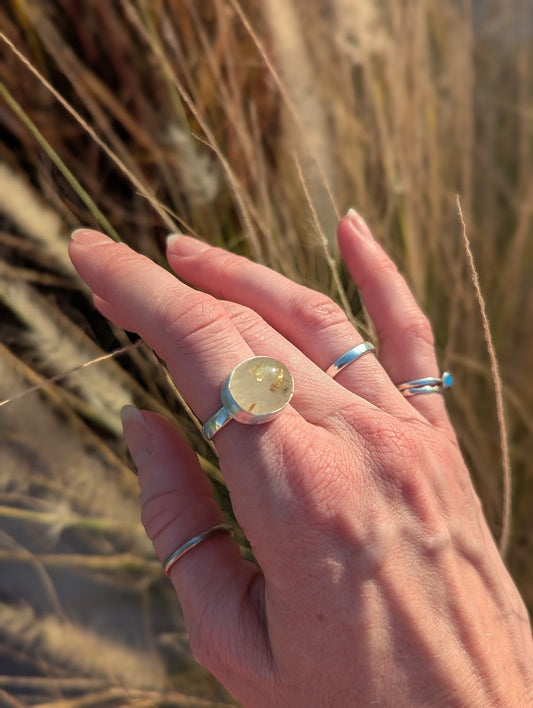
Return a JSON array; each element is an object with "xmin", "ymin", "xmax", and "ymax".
[{"xmin": 0, "ymin": 0, "xmax": 531, "ymax": 704}]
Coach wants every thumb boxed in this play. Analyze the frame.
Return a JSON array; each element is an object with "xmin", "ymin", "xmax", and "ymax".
[{"xmin": 120, "ymin": 407, "xmax": 269, "ymax": 692}]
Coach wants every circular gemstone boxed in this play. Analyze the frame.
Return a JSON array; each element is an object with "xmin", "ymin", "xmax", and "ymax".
[
  {"xmin": 222, "ymin": 356, "xmax": 294, "ymax": 424},
  {"xmin": 442, "ymin": 371, "xmax": 453, "ymax": 389}
]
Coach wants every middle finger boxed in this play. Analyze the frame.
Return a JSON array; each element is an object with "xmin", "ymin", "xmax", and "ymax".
[
  {"xmin": 68, "ymin": 230, "xmax": 343, "ymax": 430},
  {"xmin": 166, "ymin": 235, "xmax": 411, "ymax": 417}
]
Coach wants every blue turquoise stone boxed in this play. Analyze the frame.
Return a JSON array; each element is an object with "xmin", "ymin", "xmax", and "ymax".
[{"xmin": 442, "ymin": 371, "xmax": 453, "ymax": 388}]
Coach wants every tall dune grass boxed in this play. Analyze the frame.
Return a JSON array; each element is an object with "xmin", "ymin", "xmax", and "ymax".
[{"xmin": 0, "ymin": 0, "xmax": 531, "ymax": 704}]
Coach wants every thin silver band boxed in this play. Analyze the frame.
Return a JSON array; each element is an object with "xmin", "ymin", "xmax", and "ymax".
[
  {"xmin": 202, "ymin": 407, "xmax": 232, "ymax": 440},
  {"xmin": 400, "ymin": 384, "xmax": 442, "ymax": 397},
  {"xmin": 163, "ymin": 523, "xmax": 233, "ymax": 577},
  {"xmin": 397, "ymin": 372, "xmax": 453, "ymax": 397},
  {"xmin": 326, "ymin": 341, "xmax": 376, "ymax": 378}
]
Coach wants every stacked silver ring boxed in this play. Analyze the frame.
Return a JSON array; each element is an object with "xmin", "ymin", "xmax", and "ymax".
[{"xmin": 397, "ymin": 372, "xmax": 453, "ymax": 397}]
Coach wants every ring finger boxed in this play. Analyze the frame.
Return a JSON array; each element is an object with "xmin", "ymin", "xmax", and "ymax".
[{"xmin": 337, "ymin": 211, "xmax": 453, "ymax": 432}]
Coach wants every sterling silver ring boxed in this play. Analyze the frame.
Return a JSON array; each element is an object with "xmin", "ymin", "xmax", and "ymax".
[
  {"xmin": 163, "ymin": 523, "xmax": 233, "ymax": 577},
  {"xmin": 326, "ymin": 341, "xmax": 376, "ymax": 378},
  {"xmin": 397, "ymin": 371, "xmax": 453, "ymax": 397},
  {"xmin": 202, "ymin": 355, "xmax": 294, "ymax": 440}
]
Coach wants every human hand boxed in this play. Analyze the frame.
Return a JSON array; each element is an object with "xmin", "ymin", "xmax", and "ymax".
[{"xmin": 69, "ymin": 211, "xmax": 533, "ymax": 706}]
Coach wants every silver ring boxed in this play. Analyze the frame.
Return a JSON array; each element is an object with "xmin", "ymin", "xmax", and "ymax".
[
  {"xmin": 202, "ymin": 356, "xmax": 294, "ymax": 440},
  {"xmin": 326, "ymin": 342, "xmax": 376, "ymax": 378},
  {"xmin": 163, "ymin": 523, "xmax": 233, "ymax": 577},
  {"xmin": 397, "ymin": 371, "xmax": 453, "ymax": 397}
]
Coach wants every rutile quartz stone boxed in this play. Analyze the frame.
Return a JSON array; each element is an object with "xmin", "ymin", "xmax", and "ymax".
[
  {"xmin": 223, "ymin": 356, "xmax": 294, "ymax": 422},
  {"xmin": 202, "ymin": 356, "xmax": 294, "ymax": 440}
]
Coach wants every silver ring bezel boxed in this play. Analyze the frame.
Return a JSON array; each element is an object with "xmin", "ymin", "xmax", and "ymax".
[{"xmin": 202, "ymin": 356, "xmax": 294, "ymax": 440}]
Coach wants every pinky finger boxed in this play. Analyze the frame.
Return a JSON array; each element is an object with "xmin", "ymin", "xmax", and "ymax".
[{"xmin": 337, "ymin": 210, "xmax": 453, "ymax": 432}]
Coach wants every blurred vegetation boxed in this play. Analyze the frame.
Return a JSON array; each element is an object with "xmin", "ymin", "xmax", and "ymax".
[{"xmin": 0, "ymin": 0, "xmax": 531, "ymax": 705}]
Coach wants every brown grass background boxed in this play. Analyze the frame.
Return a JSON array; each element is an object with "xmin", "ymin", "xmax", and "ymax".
[{"xmin": 0, "ymin": 1, "xmax": 531, "ymax": 705}]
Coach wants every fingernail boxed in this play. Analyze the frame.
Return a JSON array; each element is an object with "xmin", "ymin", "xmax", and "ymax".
[
  {"xmin": 71, "ymin": 229, "xmax": 112, "ymax": 246},
  {"xmin": 166, "ymin": 234, "xmax": 210, "ymax": 257},
  {"xmin": 346, "ymin": 208, "xmax": 374, "ymax": 242},
  {"xmin": 120, "ymin": 405, "xmax": 154, "ymax": 469}
]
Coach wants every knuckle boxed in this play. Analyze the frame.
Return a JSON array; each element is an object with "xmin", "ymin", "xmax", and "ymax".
[
  {"xmin": 346, "ymin": 410, "xmax": 426, "ymax": 490},
  {"xmin": 97, "ymin": 246, "xmax": 144, "ymax": 301},
  {"xmin": 156, "ymin": 289, "xmax": 231, "ymax": 347},
  {"xmin": 358, "ymin": 252, "xmax": 436, "ymax": 346},
  {"xmin": 287, "ymin": 288, "xmax": 348, "ymax": 336},
  {"xmin": 266, "ymin": 429, "xmax": 352, "ymax": 518},
  {"xmin": 224, "ymin": 302, "xmax": 264, "ymax": 338},
  {"xmin": 286, "ymin": 440, "xmax": 341, "ymax": 505},
  {"xmin": 200, "ymin": 247, "xmax": 249, "ymax": 279},
  {"xmin": 361, "ymin": 411, "xmax": 418, "ymax": 464},
  {"xmin": 140, "ymin": 491, "xmax": 181, "ymax": 543},
  {"xmin": 358, "ymin": 250, "xmax": 399, "ymax": 290},
  {"xmin": 359, "ymin": 416, "xmax": 447, "ymax": 528},
  {"xmin": 401, "ymin": 307, "xmax": 435, "ymax": 348}
]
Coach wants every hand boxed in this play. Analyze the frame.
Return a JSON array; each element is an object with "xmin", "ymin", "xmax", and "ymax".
[{"xmin": 69, "ymin": 211, "xmax": 533, "ymax": 707}]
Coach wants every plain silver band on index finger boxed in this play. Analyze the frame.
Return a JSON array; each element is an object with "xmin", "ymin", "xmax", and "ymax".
[{"xmin": 326, "ymin": 341, "xmax": 376, "ymax": 378}]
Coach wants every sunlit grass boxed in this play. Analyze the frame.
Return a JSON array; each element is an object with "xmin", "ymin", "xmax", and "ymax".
[{"xmin": 0, "ymin": 0, "xmax": 531, "ymax": 704}]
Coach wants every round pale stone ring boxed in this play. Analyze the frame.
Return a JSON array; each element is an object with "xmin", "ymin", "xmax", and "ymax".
[{"xmin": 202, "ymin": 356, "xmax": 294, "ymax": 440}]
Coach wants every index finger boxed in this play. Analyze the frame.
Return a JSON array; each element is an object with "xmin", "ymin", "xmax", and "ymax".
[{"xmin": 69, "ymin": 229, "xmax": 256, "ymax": 427}]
